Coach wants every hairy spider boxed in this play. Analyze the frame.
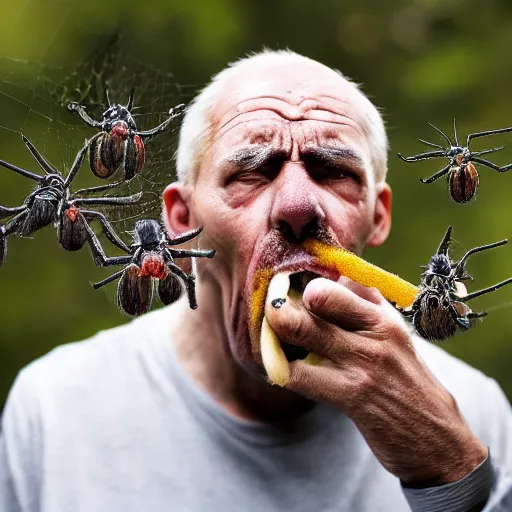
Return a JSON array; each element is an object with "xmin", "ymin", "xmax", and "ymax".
[
  {"xmin": 89, "ymin": 219, "xmax": 215, "ymax": 316},
  {"xmin": 68, "ymin": 89, "xmax": 185, "ymax": 181},
  {"xmin": 395, "ymin": 226, "xmax": 512, "ymax": 341},
  {"xmin": 0, "ymin": 134, "xmax": 142, "ymax": 268},
  {"xmin": 398, "ymin": 120, "xmax": 512, "ymax": 203}
]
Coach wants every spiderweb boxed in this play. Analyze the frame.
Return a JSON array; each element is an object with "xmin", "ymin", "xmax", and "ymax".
[{"xmin": 0, "ymin": 34, "xmax": 193, "ymax": 240}]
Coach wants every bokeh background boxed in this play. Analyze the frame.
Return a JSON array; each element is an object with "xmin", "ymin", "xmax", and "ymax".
[{"xmin": 1, "ymin": 0, "xmax": 512, "ymax": 408}]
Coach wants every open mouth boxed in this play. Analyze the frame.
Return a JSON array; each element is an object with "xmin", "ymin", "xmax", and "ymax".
[{"xmin": 250, "ymin": 238, "xmax": 420, "ymax": 387}]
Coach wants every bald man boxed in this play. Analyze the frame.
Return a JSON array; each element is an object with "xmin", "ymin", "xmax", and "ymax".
[{"xmin": 2, "ymin": 50, "xmax": 512, "ymax": 512}]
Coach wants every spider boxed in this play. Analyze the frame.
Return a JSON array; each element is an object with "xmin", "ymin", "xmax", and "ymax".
[
  {"xmin": 395, "ymin": 226, "xmax": 512, "ymax": 341},
  {"xmin": 397, "ymin": 120, "xmax": 512, "ymax": 203},
  {"xmin": 0, "ymin": 134, "xmax": 142, "ymax": 268},
  {"xmin": 88, "ymin": 219, "xmax": 215, "ymax": 316},
  {"xmin": 68, "ymin": 89, "xmax": 185, "ymax": 181}
]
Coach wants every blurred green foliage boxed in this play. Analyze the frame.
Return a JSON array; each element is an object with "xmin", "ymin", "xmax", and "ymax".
[{"xmin": 2, "ymin": 0, "xmax": 512, "ymax": 407}]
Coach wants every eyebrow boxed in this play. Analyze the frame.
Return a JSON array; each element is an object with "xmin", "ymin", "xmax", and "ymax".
[
  {"xmin": 223, "ymin": 146, "xmax": 287, "ymax": 172},
  {"xmin": 301, "ymin": 146, "xmax": 364, "ymax": 170},
  {"xmin": 222, "ymin": 145, "xmax": 365, "ymax": 174}
]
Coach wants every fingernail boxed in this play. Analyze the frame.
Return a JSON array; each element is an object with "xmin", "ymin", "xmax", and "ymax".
[{"xmin": 271, "ymin": 298, "xmax": 286, "ymax": 309}]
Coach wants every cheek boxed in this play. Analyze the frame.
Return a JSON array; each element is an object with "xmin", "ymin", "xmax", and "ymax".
[
  {"xmin": 322, "ymin": 193, "xmax": 374, "ymax": 252},
  {"xmin": 192, "ymin": 184, "xmax": 269, "ymax": 262}
]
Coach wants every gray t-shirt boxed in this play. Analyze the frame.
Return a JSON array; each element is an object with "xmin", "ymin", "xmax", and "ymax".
[{"xmin": 2, "ymin": 307, "xmax": 512, "ymax": 512}]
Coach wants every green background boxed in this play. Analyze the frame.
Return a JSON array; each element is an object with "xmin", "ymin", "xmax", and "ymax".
[{"xmin": 1, "ymin": 0, "xmax": 512, "ymax": 408}]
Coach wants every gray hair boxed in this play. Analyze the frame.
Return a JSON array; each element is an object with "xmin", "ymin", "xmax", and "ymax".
[{"xmin": 176, "ymin": 49, "xmax": 388, "ymax": 184}]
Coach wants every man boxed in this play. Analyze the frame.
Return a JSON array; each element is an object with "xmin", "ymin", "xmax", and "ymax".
[{"xmin": 1, "ymin": 50, "xmax": 512, "ymax": 512}]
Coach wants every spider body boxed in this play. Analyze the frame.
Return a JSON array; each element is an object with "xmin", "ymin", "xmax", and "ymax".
[
  {"xmin": 90, "ymin": 219, "xmax": 216, "ymax": 316},
  {"xmin": 68, "ymin": 89, "xmax": 184, "ymax": 181},
  {"xmin": 396, "ymin": 226, "xmax": 512, "ymax": 341},
  {"xmin": 0, "ymin": 135, "xmax": 142, "ymax": 268},
  {"xmin": 398, "ymin": 121, "xmax": 512, "ymax": 203}
]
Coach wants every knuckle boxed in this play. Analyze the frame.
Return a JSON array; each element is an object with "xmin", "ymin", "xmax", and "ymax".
[{"xmin": 367, "ymin": 286, "xmax": 384, "ymax": 303}]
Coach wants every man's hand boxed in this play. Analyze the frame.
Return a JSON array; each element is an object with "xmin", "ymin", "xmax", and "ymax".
[{"xmin": 264, "ymin": 276, "xmax": 488, "ymax": 486}]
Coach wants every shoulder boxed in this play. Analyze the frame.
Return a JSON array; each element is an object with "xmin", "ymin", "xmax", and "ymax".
[
  {"xmin": 413, "ymin": 336, "xmax": 512, "ymax": 465},
  {"xmin": 2, "ymin": 308, "xmax": 172, "ymax": 433}
]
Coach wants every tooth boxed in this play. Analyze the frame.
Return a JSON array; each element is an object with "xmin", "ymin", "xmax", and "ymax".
[{"xmin": 261, "ymin": 272, "xmax": 291, "ymax": 386}]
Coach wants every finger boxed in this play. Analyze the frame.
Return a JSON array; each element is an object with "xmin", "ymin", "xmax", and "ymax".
[
  {"xmin": 264, "ymin": 294, "xmax": 355, "ymax": 358},
  {"xmin": 337, "ymin": 276, "xmax": 384, "ymax": 305},
  {"xmin": 287, "ymin": 358, "xmax": 358, "ymax": 408},
  {"xmin": 303, "ymin": 278, "xmax": 381, "ymax": 331}
]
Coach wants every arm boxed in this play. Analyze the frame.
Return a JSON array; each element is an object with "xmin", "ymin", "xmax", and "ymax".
[
  {"xmin": 265, "ymin": 275, "xmax": 509, "ymax": 511},
  {"xmin": 0, "ymin": 370, "xmax": 42, "ymax": 512}
]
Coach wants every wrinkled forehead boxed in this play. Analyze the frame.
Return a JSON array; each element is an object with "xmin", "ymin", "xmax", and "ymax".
[
  {"xmin": 211, "ymin": 59, "xmax": 374, "ymax": 145},
  {"xmin": 199, "ymin": 60, "xmax": 381, "ymax": 185}
]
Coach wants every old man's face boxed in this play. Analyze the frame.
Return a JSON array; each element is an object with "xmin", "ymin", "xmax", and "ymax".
[{"xmin": 168, "ymin": 57, "xmax": 391, "ymax": 376}]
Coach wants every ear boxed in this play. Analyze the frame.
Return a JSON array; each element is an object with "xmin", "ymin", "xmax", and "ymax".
[
  {"xmin": 366, "ymin": 183, "xmax": 392, "ymax": 248},
  {"xmin": 162, "ymin": 183, "xmax": 194, "ymax": 238}
]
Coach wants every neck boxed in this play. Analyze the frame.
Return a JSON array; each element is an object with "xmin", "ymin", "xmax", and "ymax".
[{"xmin": 167, "ymin": 284, "xmax": 314, "ymax": 423}]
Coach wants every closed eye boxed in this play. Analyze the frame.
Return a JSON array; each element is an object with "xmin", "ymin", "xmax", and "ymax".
[
  {"xmin": 306, "ymin": 163, "xmax": 361, "ymax": 184},
  {"xmin": 225, "ymin": 156, "xmax": 284, "ymax": 185}
]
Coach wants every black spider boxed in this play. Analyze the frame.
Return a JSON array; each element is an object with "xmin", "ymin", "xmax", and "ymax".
[
  {"xmin": 68, "ymin": 89, "xmax": 184, "ymax": 181},
  {"xmin": 395, "ymin": 226, "xmax": 512, "ymax": 341},
  {"xmin": 0, "ymin": 134, "xmax": 142, "ymax": 268},
  {"xmin": 398, "ymin": 120, "xmax": 512, "ymax": 203},
  {"xmin": 89, "ymin": 219, "xmax": 215, "ymax": 316}
]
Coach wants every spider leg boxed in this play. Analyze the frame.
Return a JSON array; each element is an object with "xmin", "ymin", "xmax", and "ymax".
[
  {"xmin": 398, "ymin": 150, "xmax": 445, "ymax": 162},
  {"xmin": 166, "ymin": 226, "xmax": 203, "ymax": 245},
  {"xmin": 93, "ymin": 268, "xmax": 127, "ymax": 289},
  {"xmin": 163, "ymin": 249, "xmax": 198, "ymax": 309},
  {"xmin": 105, "ymin": 89, "xmax": 111, "ymax": 108},
  {"xmin": 0, "ymin": 224, "xmax": 6, "ymax": 268},
  {"xmin": 0, "ymin": 158, "xmax": 42, "ymax": 181},
  {"xmin": 72, "ymin": 191, "xmax": 143, "ymax": 207},
  {"xmin": 467, "ymin": 311, "xmax": 487, "ymax": 319},
  {"xmin": 67, "ymin": 102, "xmax": 102, "ymax": 129},
  {"xmin": 391, "ymin": 301, "xmax": 414, "ymax": 317},
  {"xmin": 418, "ymin": 139, "xmax": 443, "ymax": 149},
  {"xmin": 21, "ymin": 136, "xmax": 59, "ymax": 175},
  {"xmin": 80, "ymin": 209, "xmax": 131, "ymax": 253},
  {"xmin": 0, "ymin": 204, "xmax": 26, "ymax": 219},
  {"xmin": 471, "ymin": 146, "xmax": 503, "ymax": 157},
  {"xmin": 4, "ymin": 209, "xmax": 29, "ymax": 235},
  {"xmin": 63, "ymin": 133, "xmax": 102, "ymax": 188},
  {"xmin": 126, "ymin": 88, "xmax": 135, "ymax": 110},
  {"xmin": 461, "ymin": 277, "xmax": 512, "ymax": 303},
  {"xmin": 467, "ymin": 126, "xmax": 512, "ymax": 147},
  {"xmin": 167, "ymin": 248, "xmax": 216, "ymax": 259},
  {"xmin": 428, "ymin": 122, "xmax": 452, "ymax": 145},
  {"xmin": 454, "ymin": 239, "xmax": 508, "ymax": 275},
  {"xmin": 436, "ymin": 225, "xmax": 453, "ymax": 255},
  {"xmin": 453, "ymin": 119, "xmax": 459, "ymax": 146},
  {"xmin": 135, "ymin": 104, "xmax": 185, "ymax": 140},
  {"xmin": 73, "ymin": 180, "xmax": 125, "ymax": 196},
  {"xmin": 420, "ymin": 163, "xmax": 451, "ymax": 184},
  {"xmin": 470, "ymin": 156, "xmax": 506, "ymax": 172},
  {"xmin": 83, "ymin": 220, "xmax": 132, "ymax": 267}
]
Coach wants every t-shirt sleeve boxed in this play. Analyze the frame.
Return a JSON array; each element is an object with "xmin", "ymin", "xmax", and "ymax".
[
  {"xmin": 402, "ymin": 377, "xmax": 512, "ymax": 512},
  {"xmin": 0, "ymin": 369, "xmax": 42, "ymax": 512}
]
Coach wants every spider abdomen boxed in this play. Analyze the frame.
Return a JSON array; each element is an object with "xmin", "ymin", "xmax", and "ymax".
[
  {"xmin": 448, "ymin": 162, "xmax": 479, "ymax": 203},
  {"xmin": 20, "ymin": 198, "xmax": 56, "ymax": 236},
  {"xmin": 123, "ymin": 134, "xmax": 145, "ymax": 181},
  {"xmin": 117, "ymin": 264, "xmax": 154, "ymax": 316},
  {"xmin": 412, "ymin": 291, "xmax": 459, "ymax": 341},
  {"xmin": 58, "ymin": 207, "xmax": 88, "ymax": 251},
  {"xmin": 158, "ymin": 272, "xmax": 183, "ymax": 305}
]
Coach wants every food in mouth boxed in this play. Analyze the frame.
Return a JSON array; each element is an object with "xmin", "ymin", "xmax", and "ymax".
[{"xmin": 256, "ymin": 240, "xmax": 420, "ymax": 387}]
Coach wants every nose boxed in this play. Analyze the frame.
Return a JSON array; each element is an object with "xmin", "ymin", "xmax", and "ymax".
[{"xmin": 269, "ymin": 163, "xmax": 325, "ymax": 242}]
